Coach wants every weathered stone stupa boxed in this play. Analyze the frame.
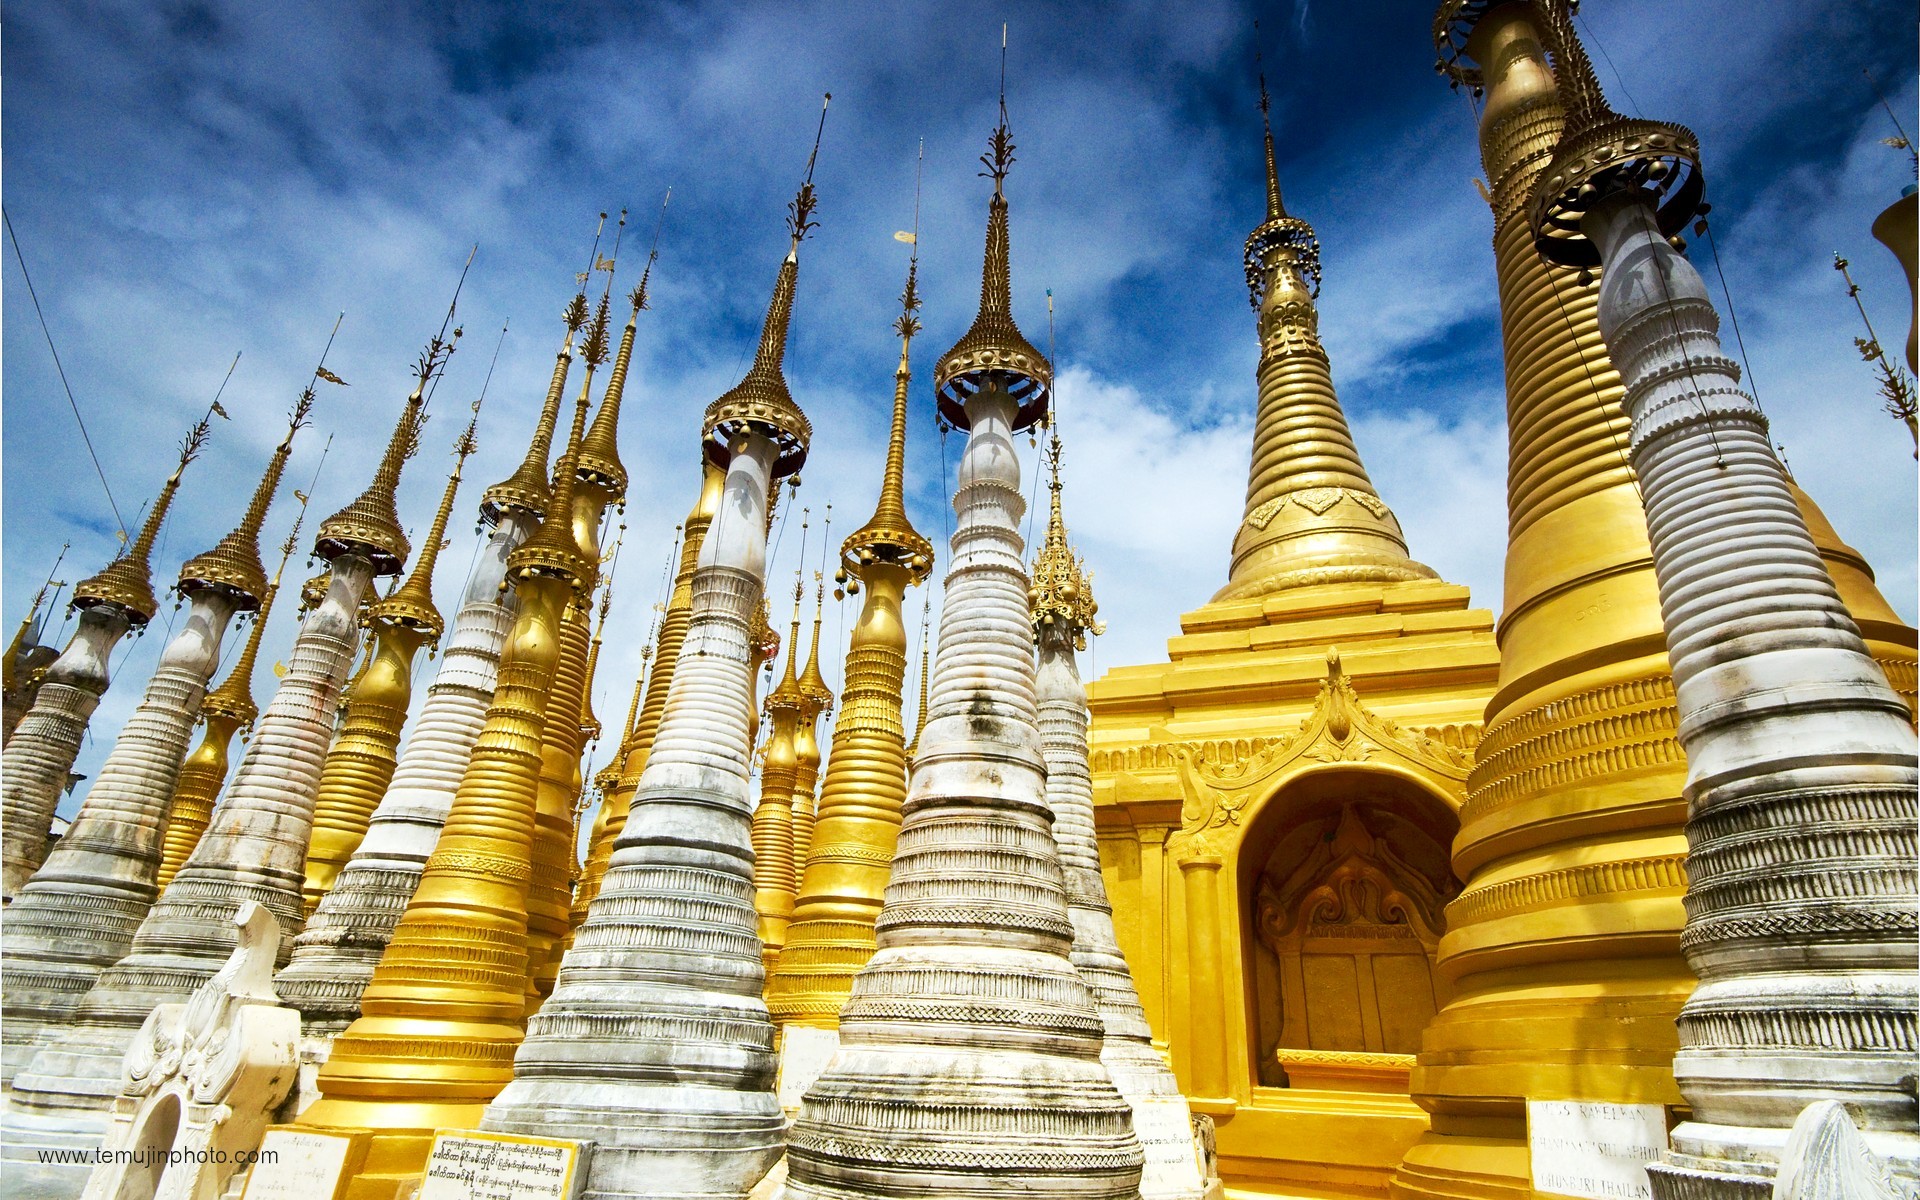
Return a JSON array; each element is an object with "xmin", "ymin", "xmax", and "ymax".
[
  {"xmin": 480, "ymin": 116, "xmax": 825, "ymax": 1197},
  {"xmin": 784, "ymin": 79, "xmax": 1145, "ymax": 1199},
  {"xmin": 0, "ymin": 394, "xmax": 306, "ymax": 1085},
  {"xmin": 0, "ymin": 426, "xmax": 208, "ymax": 901}
]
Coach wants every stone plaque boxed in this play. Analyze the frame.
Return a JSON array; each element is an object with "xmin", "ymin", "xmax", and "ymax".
[
  {"xmin": 418, "ymin": 1130, "xmax": 589, "ymax": 1200},
  {"xmin": 241, "ymin": 1128, "xmax": 364, "ymax": 1200},
  {"xmin": 1130, "ymin": 1095, "xmax": 1209, "ymax": 1195},
  {"xmin": 776, "ymin": 1025, "xmax": 842, "ymax": 1111},
  {"xmin": 1527, "ymin": 1100, "xmax": 1669, "ymax": 1200}
]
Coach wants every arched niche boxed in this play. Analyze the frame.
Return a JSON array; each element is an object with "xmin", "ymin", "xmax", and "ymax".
[{"xmin": 1234, "ymin": 766, "xmax": 1459, "ymax": 1088}]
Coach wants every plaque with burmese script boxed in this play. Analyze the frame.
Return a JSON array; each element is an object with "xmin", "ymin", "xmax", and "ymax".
[
  {"xmin": 1527, "ymin": 1100, "xmax": 1669, "ymax": 1200},
  {"xmin": 418, "ymin": 1130, "xmax": 590, "ymax": 1200},
  {"xmin": 240, "ymin": 1128, "xmax": 365, "ymax": 1200}
]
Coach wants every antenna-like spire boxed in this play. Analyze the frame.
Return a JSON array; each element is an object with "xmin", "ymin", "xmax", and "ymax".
[
  {"xmin": 507, "ymin": 345, "xmax": 595, "ymax": 592},
  {"xmin": 1255, "ymin": 26, "xmax": 1285, "ymax": 222},
  {"xmin": 318, "ymin": 256, "xmax": 471, "ymax": 573},
  {"xmin": 369, "ymin": 413, "xmax": 479, "ymax": 641},
  {"xmin": 72, "ymin": 416, "xmax": 213, "ymax": 626},
  {"xmin": 179, "ymin": 362, "xmax": 321, "ymax": 611},
  {"xmin": 909, "ymin": 599, "xmax": 931, "ymax": 754},
  {"xmin": 702, "ymin": 102, "xmax": 828, "ymax": 481},
  {"xmin": 580, "ymin": 201, "xmax": 662, "ymax": 501},
  {"xmin": 936, "ymin": 43, "xmax": 1050, "ymax": 433},
  {"xmin": 485, "ymin": 221, "xmax": 605, "ymax": 524}
]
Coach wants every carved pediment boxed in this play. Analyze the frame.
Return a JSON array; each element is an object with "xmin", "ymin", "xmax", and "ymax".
[{"xmin": 1166, "ymin": 649, "xmax": 1475, "ymax": 846}]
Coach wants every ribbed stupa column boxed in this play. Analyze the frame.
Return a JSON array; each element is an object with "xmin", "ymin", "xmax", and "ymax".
[
  {"xmin": 275, "ymin": 310, "xmax": 581, "ymax": 1035},
  {"xmin": 789, "ymin": 591, "xmax": 833, "ymax": 872},
  {"xmin": 527, "ymin": 272, "xmax": 638, "ymax": 1007},
  {"xmin": 572, "ymin": 461, "xmax": 727, "ymax": 920},
  {"xmin": 753, "ymin": 585, "xmax": 807, "ymax": 969},
  {"xmin": 155, "ymin": 571, "xmax": 277, "ymax": 892},
  {"xmin": 0, "ymin": 427, "xmax": 208, "ymax": 900},
  {"xmin": 480, "ymin": 151, "xmax": 822, "ymax": 1197},
  {"xmin": 1031, "ymin": 434, "xmax": 1205, "ymax": 1200},
  {"xmin": 3, "ymin": 356, "xmax": 434, "ymax": 1153},
  {"xmin": 785, "ymin": 102, "xmax": 1143, "ymax": 1200},
  {"xmin": 292, "ymin": 305, "xmax": 607, "ymax": 1196},
  {"xmin": 1394, "ymin": 9, "xmax": 1696, "ymax": 1196},
  {"xmin": 1214, "ymin": 85, "xmax": 1435, "ymax": 603},
  {"xmin": 1523, "ymin": 5, "xmax": 1919, "ymax": 1187},
  {"xmin": 301, "ymin": 419, "xmax": 474, "ymax": 915},
  {"xmin": 0, "ymin": 401, "xmax": 307, "ymax": 1085},
  {"xmin": 766, "ymin": 256, "xmax": 933, "ymax": 1046}
]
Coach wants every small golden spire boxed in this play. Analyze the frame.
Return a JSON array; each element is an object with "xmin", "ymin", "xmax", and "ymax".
[
  {"xmin": 767, "ymin": 569, "xmax": 807, "ymax": 712},
  {"xmin": 909, "ymin": 602, "xmax": 931, "ymax": 754},
  {"xmin": 179, "ymin": 381, "xmax": 316, "ymax": 611},
  {"xmin": 579, "ymin": 196, "xmax": 670, "ymax": 499},
  {"xmin": 935, "ymin": 54, "xmax": 1051, "ymax": 433},
  {"xmin": 841, "ymin": 159, "xmax": 935, "ymax": 589},
  {"xmin": 1242, "ymin": 43, "xmax": 1321, "ymax": 309},
  {"xmin": 7, "ymin": 544, "xmax": 68, "ymax": 664},
  {"xmin": 72, "ymin": 416, "xmax": 213, "ymax": 626},
  {"xmin": 703, "ymin": 98, "xmax": 828, "ymax": 481},
  {"xmin": 1029, "ymin": 431, "xmax": 1104, "ymax": 651},
  {"xmin": 798, "ymin": 571, "xmax": 833, "ymax": 711},
  {"xmin": 484, "ymin": 221, "xmax": 606, "ymax": 524},
  {"xmin": 367, "ymin": 415, "xmax": 478, "ymax": 642},
  {"xmin": 579, "ymin": 525, "xmax": 622, "ymax": 745},
  {"xmin": 506, "ymin": 352, "xmax": 594, "ymax": 592},
  {"xmin": 204, "ymin": 498, "xmax": 308, "ymax": 731}
]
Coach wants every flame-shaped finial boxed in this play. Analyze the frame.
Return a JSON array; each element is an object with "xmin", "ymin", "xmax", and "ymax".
[
  {"xmin": 1029, "ymin": 430, "xmax": 1104, "ymax": 650},
  {"xmin": 935, "ymin": 45, "xmax": 1051, "ymax": 433},
  {"xmin": 179, "ymin": 379, "xmax": 317, "ymax": 611},
  {"xmin": 506, "ymin": 349, "xmax": 595, "ymax": 592},
  {"xmin": 703, "ymin": 100, "xmax": 828, "ymax": 480},
  {"xmin": 72, "ymin": 417, "xmax": 212, "ymax": 626},
  {"xmin": 1241, "ymin": 31, "xmax": 1322, "ymax": 310}
]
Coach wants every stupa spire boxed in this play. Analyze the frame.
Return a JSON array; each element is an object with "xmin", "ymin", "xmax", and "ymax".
[
  {"xmin": 752, "ymin": 568, "xmax": 809, "ymax": 966},
  {"xmin": 767, "ymin": 219, "xmax": 934, "ymax": 1045},
  {"xmin": 1215, "ymin": 51, "xmax": 1434, "ymax": 602},
  {"xmin": 483, "ymin": 219, "xmax": 601, "ymax": 525},
  {"xmin": 0, "ymin": 418, "xmax": 214, "ymax": 900},
  {"xmin": 179, "ymin": 382, "xmax": 316, "ymax": 611},
  {"xmin": 1030, "ymin": 429, "xmax": 1206, "ymax": 1200},
  {"xmin": 73, "ymin": 417, "xmax": 212, "ymax": 628},
  {"xmin": 158, "ymin": 501, "xmax": 308, "ymax": 893},
  {"xmin": 786, "ymin": 45, "xmax": 1144, "ymax": 1196},
  {"xmin": 481, "ymin": 107, "xmax": 826, "ymax": 1195}
]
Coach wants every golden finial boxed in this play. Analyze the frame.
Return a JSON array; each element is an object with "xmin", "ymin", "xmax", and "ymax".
[
  {"xmin": 798, "ymin": 569, "xmax": 832, "ymax": 710},
  {"xmin": 318, "ymin": 251, "xmax": 473, "ymax": 573},
  {"xmin": 837, "ymin": 150, "xmax": 937, "ymax": 601},
  {"xmin": 1242, "ymin": 30, "xmax": 1321, "ymax": 309},
  {"xmin": 579, "ymin": 520, "xmax": 624, "ymax": 744},
  {"xmin": 1526, "ymin": 0, "xmax": 1703, "ymax": 270},
  {"xmin": 483, "ymin": 219, "xmax": 608, "ymax": 525},
  {"xmin": 1029, "ymin": 431, "xmax": 1104, "ymax": 650},
  {"xmin": 71, "ymin": 415, "xmax": 214, "ymax": 627},
  {"xmin": 703, "ymin": 97, "xmax": 829, "ymax": 482},
  {"xmin": 205, "ymin": 483, "xmax": 312, "ymax": 731},
  {"xmin": 935, "ymin": 42, "xmax": 1051, "ymax": 434},
  {"xmin": 506, "ymin": 346, "xmax": 594, "ymax": 592},
  {"xmin": 579, "ymin": 197, "xmax": 668, "ymax": 501},
  {"xmin": 909, "ymin": 596, "xmax": 931, "ymax": 755},
  {"xmin": 766, "ymin": 567, "xmax": 807, "ymax": 714},
  {"xmin": 179, "ymin": 329, "xmax": 332, "ymax": 611},
  {"xmin": 367, "ymin": 408, "xmax": 480, "ymax": 645}
]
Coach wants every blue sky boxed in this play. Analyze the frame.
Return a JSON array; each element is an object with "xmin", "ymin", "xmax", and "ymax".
[{"xmin": 5, "ymin": 0, "xmax": 1915, "ymax": 821}]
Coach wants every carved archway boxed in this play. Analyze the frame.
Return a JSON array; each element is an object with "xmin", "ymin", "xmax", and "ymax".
[{"xmin": 1235, "ymin": 769, "xmax": 1458, "ymax": 1087}]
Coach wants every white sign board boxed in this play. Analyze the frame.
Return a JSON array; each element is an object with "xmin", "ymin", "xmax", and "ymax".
[
  {"xmin": 241, "ymin": 1129, "xmax": 357, "ymax": 1200},
  {"xmin": 1131, "ymin": 1096, "xmax": 1209, "ymax": 1195},
  {"xmin": 776, "ymin": 1026, "xmax": 843, "ymax": 1111},
  {"xmin": 1528, "ymin": 1100, "xmax": 1669, "ymax": 1200},
  {"xmin": 418, "ymin": 1130, "xmax": 588, "ymax": 1200}
]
